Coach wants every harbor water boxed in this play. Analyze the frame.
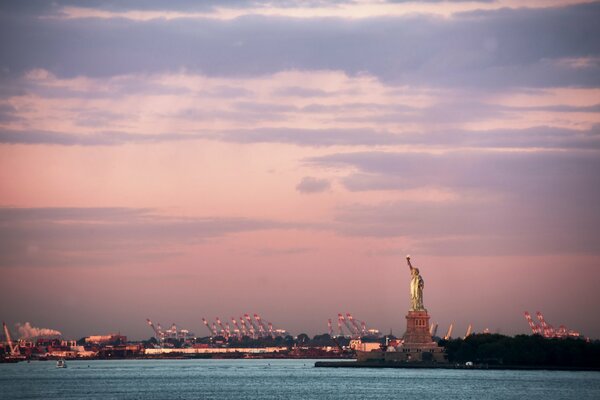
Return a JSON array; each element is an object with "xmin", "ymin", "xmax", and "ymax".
[{"xmin": 1, "ymin": 359, "xmax": 599, "ymax": 399}]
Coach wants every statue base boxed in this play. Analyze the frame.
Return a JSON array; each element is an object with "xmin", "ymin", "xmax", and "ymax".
[
  {"xmin": 398, "ymin": 309, "xmax": 446, "ymax": 362},
  {"xmin": 403, "ymin": 310, "xmax": 433, "ymax": 344},
  {"xmin": 358, "ymin": 309, "xmax": 446, "ymax": 363}
]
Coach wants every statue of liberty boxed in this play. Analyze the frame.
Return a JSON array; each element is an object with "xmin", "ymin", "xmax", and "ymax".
[{"xmin": 406, "ymin": 255, "xmax": 425, "ymax": 311}]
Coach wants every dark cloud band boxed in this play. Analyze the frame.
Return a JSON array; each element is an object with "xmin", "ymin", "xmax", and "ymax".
[{"xmin": 1, "ymin": 3, "xmax": 598, "ymax": 88}]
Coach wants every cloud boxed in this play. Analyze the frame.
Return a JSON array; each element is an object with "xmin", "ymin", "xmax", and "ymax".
[
  {"xmin": 0, "ymin": 207, "xmax": 309, "ymax": 267},
  {"xmin": 208, "ymin": 85, "xmax": 253, "ymax": 97},
  {"xmin": 0, "ymin": 1, "xmax": 228, "ymax": 16},
  {"xmin": 0, "ymin": 2, "xmax": 598, "ymax": 89},
  {"xmin": 306, "ymin": 149, "xmax": 600, "ymax": 255},
  {"xmin": 216, "ymin": 128, "xmax": 403, "ymax": 146},
  {"xmin": 4, "ymin": 65, "xmax": 597, "ymax": 152},
  {"xmin": 2, "ymin": 127, "xmax": 398, "ymax": 147},
  {"xmin": 396, "ymin": 125, "xmax": 600, "ymax": 150},
  {"xmin": 387, "ymin": 0, "xmax": 494, "ymax": 2},
  {"xmin": 273, "ymin": 86, "xmax": 333, "ymax": 97},
  {"xmin": 74, "ymin": 109, "xmax": 129, "ymax": 127},
  {"xmin": 332, "ymin": 99, "xmax": 600, "ymax": 127},
  {"xmin": 296, "ymin": 176, "xmax": 331, "ymax": 193},
  {"xmin": 331, "ymin": 195, "xmax": 600, "ymax": 256},
  {"xmin": 0, "ymin": 127, "xmax": 401, "ymax": 147},
  {"xmin": 0, "ymin": 0, "xmax": 496, "ymax": 17},
  {"xmin": 308, "ymin": 149, "xmax": 600, "ymax": 192},
  {"xmin": 0, "ymin": 129, "xmax": 207, "ymax": 146},
  {"xmin": 4, "ymin": 125, "xmax": 599, "ymax": 149},
  {"xmin": 0, "ymin": 103, "xmax": 20, "ymax": 122},
  {"xmin": 523, "ymin": 104, "xmax": 600, "ymax": 113}
]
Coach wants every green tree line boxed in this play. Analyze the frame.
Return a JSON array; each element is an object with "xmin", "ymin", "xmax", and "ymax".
[{"xmin": 440, "ymin": 334, "xmax": 600, "ymax": 367}]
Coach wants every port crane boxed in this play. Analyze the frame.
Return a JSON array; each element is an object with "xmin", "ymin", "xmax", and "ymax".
[
  {"xmin": 215, "ymin": 317, "xmax": 229, "ymax": 339},
  {"xmin": 239, "ymin": 317, "xmax": 251, "ymax": 337},
  {"xmin": 524, "ymin": 312, "xmax": 542, "ymax": 335},
  {"xmin": 146, "ymin": 318, "xmax": 165, "ymax": 343},
  {"xmin": 200, "ymin": 312, "xmax": 286, "ymax": 339},
  {"xmin": 202, "ymin": 318, "xmax": 217, "ymax": 336},
  {"xmin": 2, "ymin": 321, "xmax": 19, "ymax": 356},
  {"xmin": 536, "ymin": 312, "xmax": 553, "ymax": 337},
  {"xmin": 429, "ymin": 323, "xmax": 438, "ymax": 337},
  {"xmin": 464, "ymin": 324, "xmax": 472, "ymax": 339},
  {"xmin": 523, "ymin": 311, "xmax": 581, "ymax": 339},
  {"xmin": 245, "ymin": 314, "xmax": 261, "ymax": 338},
  {"xmin": 360, "ymin": 321, "xmax": 367, "ymax": 336},
  {"xmin": 166, "ymin": 323, "xmax": 178, "ymax": 339},
  {"xmin": 444, "ymin": 323, "xmax": 453, "ymax": 340},
  {"xmin": 239, "ymin": 316, "xmax": 249, "ymax": 338},
  {"xmin": 346, "ymin": 313, "xmax": 362, "ymax": 337},
  {"xmin": 254, "ymin": 314, "xmax": 270, "ymax": 338},
  {"xmin": 338, "ymin": 313, "xmax": 358, "ymax": 337},
  {"xmin": 336, "ymin": 316, "xmax": 344, "ymax": 336},
  {"xmin": 329, "ymin": 314, "xmax": 379, "ymax": 337},
  {"xmin": 231, "ymin": 317, "xmax": 243, "ymax": 339}
]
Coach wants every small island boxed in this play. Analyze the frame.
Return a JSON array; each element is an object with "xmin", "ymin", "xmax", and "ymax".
[{"xmin": 316, "ymin": 256, "xmax": 600, "ymax": 371}]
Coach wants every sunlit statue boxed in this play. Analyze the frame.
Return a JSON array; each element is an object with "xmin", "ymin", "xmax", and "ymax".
[{"xmin": 406, "ymin": 255, "xmax": 425, "ymax": 311}]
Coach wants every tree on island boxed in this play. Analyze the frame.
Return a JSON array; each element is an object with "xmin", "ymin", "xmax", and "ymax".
[
  {"xmin": 296, "ymin": 333, "xmax": 310, "ymax": 345},
  {"xmin": 441, "ymin": 334, "xmax": 600, "ymax": 367}
]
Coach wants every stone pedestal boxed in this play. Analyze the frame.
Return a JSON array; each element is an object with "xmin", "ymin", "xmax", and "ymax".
[
  {"xmin": 403, "ymin": 310, "xmax": 432, "ymax": 344},
  {"xmin": 356, "ymin": 309, "xmax": 447, "ymax": 363},
  {"xmin": 396, "ymin": 309, "xmax": 446, "ymax": 362}
]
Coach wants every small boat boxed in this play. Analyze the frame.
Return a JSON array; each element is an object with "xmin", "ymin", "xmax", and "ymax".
[{"xmin": 56, "ymin": 359, "xmax": 67, "ymax": 368}]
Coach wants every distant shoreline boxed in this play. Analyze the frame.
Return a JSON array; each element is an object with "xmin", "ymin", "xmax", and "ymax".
[
  {"xmin": 314, "ymin": 361, "xmax": 600, "ymax": 372},
  {"xmin": 0, "ymin": 354, "xmax": 353, "ymax": 363}
]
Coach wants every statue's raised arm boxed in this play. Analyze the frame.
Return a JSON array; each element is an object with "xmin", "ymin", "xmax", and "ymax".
[{"xmin": 406, "ymin": 255, "xmax": 414, "ymax": 271}]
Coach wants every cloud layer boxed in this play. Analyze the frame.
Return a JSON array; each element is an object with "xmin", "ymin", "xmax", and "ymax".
[
  {"xmin": 0, "ymin": 207, "xmax": 307, "ymax": 268},
  {"xmin": 1, "ymin": 2, "xmax": 599, "ymax": 87},
  {"xmin": 308, "ymin": 150, "xmax": 600, "ymax": 255}
]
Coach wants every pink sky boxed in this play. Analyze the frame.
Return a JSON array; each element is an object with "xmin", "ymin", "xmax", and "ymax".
[{"xmin": 1, "ymin": 0, "xmax": 599, "ymax": 340}]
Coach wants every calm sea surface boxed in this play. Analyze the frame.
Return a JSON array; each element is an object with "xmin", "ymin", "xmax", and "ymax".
[{"xmin": 1, "ymin": 359, "xmax": 599, "ymax": 400}]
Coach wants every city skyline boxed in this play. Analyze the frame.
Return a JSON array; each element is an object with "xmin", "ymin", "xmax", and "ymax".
[{"xmin": 1, "ymin": 0, "xmax": 599, "ymax": 340}]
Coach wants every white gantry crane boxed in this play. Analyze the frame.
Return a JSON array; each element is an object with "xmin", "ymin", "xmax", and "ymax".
[
  {"xmin": 146, "ymin": 318, "xmax": 165, "ymax": 344},
  {"xmin": 202, "ymin": 317, "xmax": 217, "ymax": 336},
  {"xmin": 524, "ymin": 311, "xmax": 582, "ymax": 339},
  {"xmin": 464, "ymin": 324, "xmax": 473, "ymax": 339},
  {"xmin": 444, "ymin": 323, "xmax": 454, "ymax": 340},
  {"xmin": 2, "ymin": 321, "xmax": 19, "ymax": 356}
]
